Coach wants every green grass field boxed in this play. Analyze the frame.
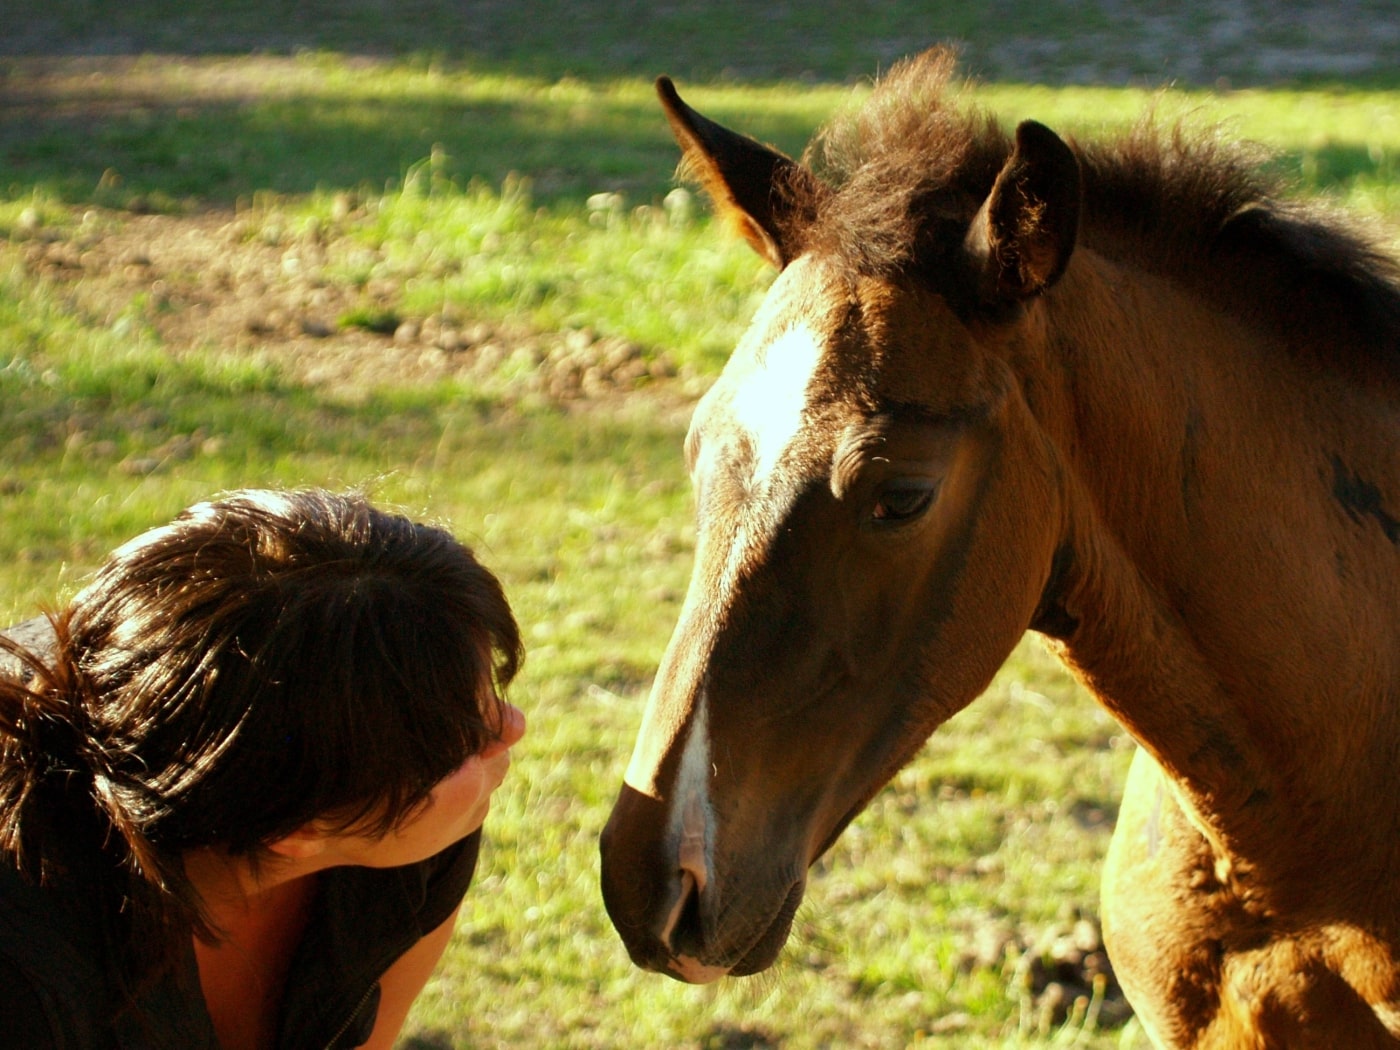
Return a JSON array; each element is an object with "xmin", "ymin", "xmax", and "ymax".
[{"xmin": 3, "ymin": 5, "xmax": 1400, "ymax": 1047}]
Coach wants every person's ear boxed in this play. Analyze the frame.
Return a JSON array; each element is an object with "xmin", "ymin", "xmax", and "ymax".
[{"xmin": 264, "ymin": 823, "xmax": 337, "ymax": 861}]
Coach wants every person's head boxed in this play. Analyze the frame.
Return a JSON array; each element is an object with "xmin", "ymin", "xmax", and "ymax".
[{"xmin": 0, "ymin": 488, "xmax": 523, "ymax": 937}]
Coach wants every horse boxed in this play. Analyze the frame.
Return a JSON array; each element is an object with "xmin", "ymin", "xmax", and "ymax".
[{"xmin": 598, "ymin": 49, "xmax": 1400, "ymax": 1048}]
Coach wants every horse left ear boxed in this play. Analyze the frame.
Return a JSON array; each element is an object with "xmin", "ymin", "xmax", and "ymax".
[{"xmin": 968, "ymin": 120, "xmax": 1081, "ymax": 302}]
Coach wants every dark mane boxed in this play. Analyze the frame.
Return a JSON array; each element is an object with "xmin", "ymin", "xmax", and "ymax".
[
  {"xmin": 1075, "ymin": 129, "xmax": 1400, "ymax": 382},
  {"xmin": 790, "ymin": 49, "xmax": 1400, "ymax": 383}
]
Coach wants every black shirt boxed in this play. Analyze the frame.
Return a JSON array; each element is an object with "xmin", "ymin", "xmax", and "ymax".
[{"xmin": 0, "ymin": 828, "xmax": 480, "ymax": 1048}]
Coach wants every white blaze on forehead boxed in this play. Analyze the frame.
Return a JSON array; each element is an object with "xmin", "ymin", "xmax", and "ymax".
[{"xmin": 725, "ymin": 320, "xmax": 826, "ymax": 489}]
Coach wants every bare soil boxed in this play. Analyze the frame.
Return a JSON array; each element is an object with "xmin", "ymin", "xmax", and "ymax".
[{"xmin": 12, "ymin": 206, "xmax": 697, "ymax": 407}]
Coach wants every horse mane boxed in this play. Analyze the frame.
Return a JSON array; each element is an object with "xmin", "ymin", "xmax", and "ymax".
[{"xmin": 789, "ymin": 48, "xmax": 1400, "ymax": 384}]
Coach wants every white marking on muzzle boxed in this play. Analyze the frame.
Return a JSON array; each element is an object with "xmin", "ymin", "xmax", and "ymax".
[
  {"xmin": 670, "ymin": 694, "xmax": 713, "ymax": 895},
  {"xmin": 654, "ymin": 695, "xmax": 729, "ymax": 981}
]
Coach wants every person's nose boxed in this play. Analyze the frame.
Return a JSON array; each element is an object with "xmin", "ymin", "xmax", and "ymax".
[{"xmin": 481, "ymin": 702, "xmax": 526, "ymax": 757}]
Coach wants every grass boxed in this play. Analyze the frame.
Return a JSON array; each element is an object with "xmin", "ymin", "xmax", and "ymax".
[
  {"xmin": 11, "ymin": 61, "xmax": 1400, "ymax": 384},
  {"xmin": 3, "ymin": 5, "xmax": 1400, "ymax": 1046}
]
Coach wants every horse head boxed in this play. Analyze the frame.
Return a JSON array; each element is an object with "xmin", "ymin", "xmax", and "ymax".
[{"xmin": 600, "ymin": 64, "xmax": 1084, "ymax": 982}]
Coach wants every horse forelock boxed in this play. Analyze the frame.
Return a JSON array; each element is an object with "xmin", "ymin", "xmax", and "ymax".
[{"xmin": 793, "ymin": 49, "xmax": 1011, "ymax": 285}]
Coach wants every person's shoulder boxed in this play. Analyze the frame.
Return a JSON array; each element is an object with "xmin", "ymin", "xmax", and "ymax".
[
  {"xmin": 0, "ymin": 951, "xmax": 66, "ymax": 1047},
  {"xmin": 405, "ymin": 830, "xmax": 481, "ymax": 928},
  {"xmin": 322, "ymin": 830, "xmax": 482, "ymax": 941},
  {"xmin": 0, "ymin": 869, "xmax": 108, "ymax": 1049}
]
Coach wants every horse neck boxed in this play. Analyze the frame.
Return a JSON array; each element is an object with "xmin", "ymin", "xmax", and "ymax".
[{"xmin": 1025, "ymin": 248, "xmax": 1400, "ymax": 858}]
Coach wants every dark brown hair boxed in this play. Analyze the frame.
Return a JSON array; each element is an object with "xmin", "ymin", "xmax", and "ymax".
[{"xmin": 0, "ymin": 488, "xmax": 522, "ymax": 974}]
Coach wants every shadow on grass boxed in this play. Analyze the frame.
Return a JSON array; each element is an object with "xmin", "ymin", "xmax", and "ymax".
[
  {"xmin": 4, "ymin": 0, "xmax": 961, "ymax": 83},
  {"xmin": 0, "ymin": 66, "xmax": 820, "ymax": 209},
  {"xmin": 397, "ymin": 1032, "xmax": 453, "ymax": 1050},
  {"xmin": 8, "ymin": 0, "xmax": 1400, "ymax": 89},
  {"xmin": 6, "ymin": 56, "xmax": 1400, "ymax": 217}
]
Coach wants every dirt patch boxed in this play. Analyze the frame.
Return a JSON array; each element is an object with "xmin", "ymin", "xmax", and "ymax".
[
  {"xmin": 953, "ymin": 912, "xmax": 1133, "ymax": 1034},
  {"xmin": 12, "ymin": 205, "xmax": 701, "ymax": 408}
]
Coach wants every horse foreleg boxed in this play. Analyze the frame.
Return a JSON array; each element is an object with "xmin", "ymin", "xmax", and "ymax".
[
  {"xmin": 1103, "ymin": 749, "xmax": 1400, "ymax": 1048},
  {"xmin": 1102, "ymin": 748, "xmax": 1227, "ymax": 1048}
]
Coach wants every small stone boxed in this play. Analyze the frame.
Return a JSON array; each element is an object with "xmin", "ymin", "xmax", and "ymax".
[{"xmin": 119, "ymin": 457, "xmax": 161, "ymax": 476}]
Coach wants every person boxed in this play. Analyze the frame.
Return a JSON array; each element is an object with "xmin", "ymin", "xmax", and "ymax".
[{"xmin": 0, "ymin": 488, "xmax": 527, "ymax": 1049}]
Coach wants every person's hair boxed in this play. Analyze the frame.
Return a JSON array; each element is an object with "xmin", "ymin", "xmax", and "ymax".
[{"xmin": 0, "ymin": 488, "xmax": 522, "ymax": 977}]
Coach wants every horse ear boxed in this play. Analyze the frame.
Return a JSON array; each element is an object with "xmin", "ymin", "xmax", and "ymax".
[
  {"xmin": 968, "ymin": 120, "xmax": 1081, "ymax": 302},
  {"xmin": 656, "ymin": 76, "xmax": 817, "ymax": 269}
]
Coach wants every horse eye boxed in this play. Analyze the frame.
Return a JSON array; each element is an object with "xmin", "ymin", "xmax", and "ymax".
[{"xmin": 870, "ymin": 481, "xmax": 939, "ymax": 524}]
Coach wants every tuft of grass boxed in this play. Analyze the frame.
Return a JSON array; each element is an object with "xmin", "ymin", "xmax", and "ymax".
[{"xmin": 338, "ymin": 303, "xmax": 402, "ymax": 334}]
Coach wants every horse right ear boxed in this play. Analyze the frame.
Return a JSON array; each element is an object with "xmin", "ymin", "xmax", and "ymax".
[
  {"xmin": 656, "ymin": 76, "xmax": 819, "ymax": 269},
  {"xmin": 966, "ymin": 119, "xmax": 1081, "ymax": 303}
]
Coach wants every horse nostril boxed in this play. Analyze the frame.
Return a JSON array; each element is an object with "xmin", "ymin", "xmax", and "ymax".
[
  {"xmin": 659, "ymin": 869, "xmax": 704, "ymax": 955},
  {"xmin": 674, "ymin": 873, "xmax": 704, "ymax": 948}
]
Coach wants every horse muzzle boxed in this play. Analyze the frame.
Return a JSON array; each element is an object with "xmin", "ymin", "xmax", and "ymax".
[{"xmin": 599, "ymin": 783, "xmax": 804, "ymax": 982}]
